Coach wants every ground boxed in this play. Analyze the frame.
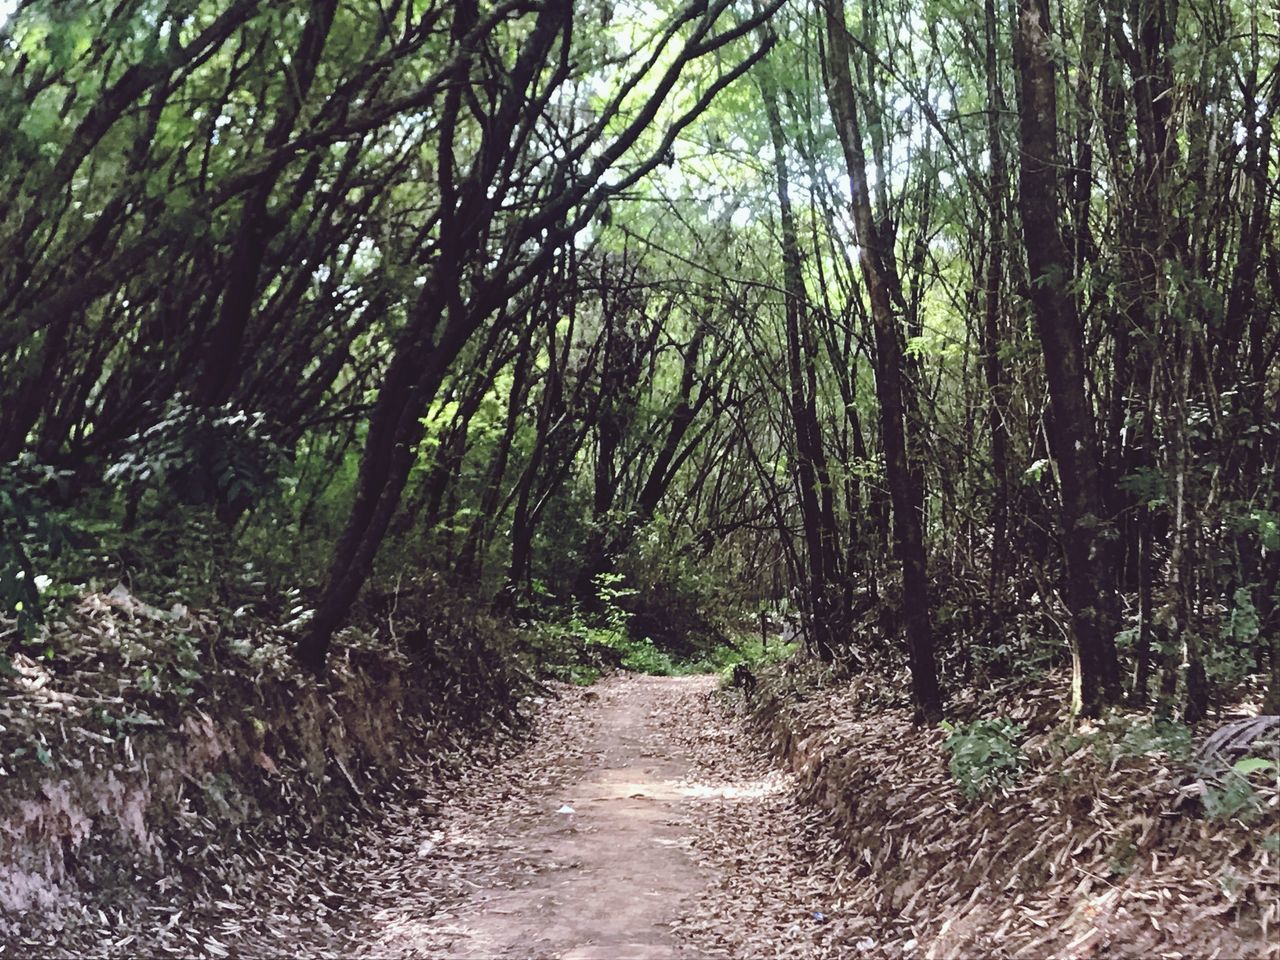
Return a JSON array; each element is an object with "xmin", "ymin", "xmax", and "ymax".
[
  {"xmin": 225, "ymin": 673, "xmax": 852, "ymax": 958},
  {"xmin": 8, "ymin": 668, "xmax": 1273, "ymax": 958},
  {"xmin": 370, "ymin": 675, "xmax": 713, "ymax": 958}
]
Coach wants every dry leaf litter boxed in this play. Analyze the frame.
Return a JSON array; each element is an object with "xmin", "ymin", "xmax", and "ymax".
[
  {"xmin": 2, "ymin": 591, "xmax": 1277, "ymax": 959},
  {"xmin": 731, "ymin": 662, "xmax": 1279, "ymax": 958},
  {"xmin": 1, "ymin": 584, "xmax": 535, "ymax": 957}
]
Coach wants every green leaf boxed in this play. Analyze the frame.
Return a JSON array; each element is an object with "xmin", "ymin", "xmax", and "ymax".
[
  {"xmin": 1023, "ymin": 458, "xmax": 1050, "ymax": 482},
  {"xmin": 1233, "ymin": 757, "xmax": 1276, "ymax": 777}
]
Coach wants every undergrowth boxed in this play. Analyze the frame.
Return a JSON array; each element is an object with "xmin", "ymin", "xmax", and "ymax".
[
  {"xmin": 521, "ymin": 572, "xmax": 797, "ymax": 683},
  {"xmin": 941, "ymin": 717, "xmax": 1027, "ymax": 799}
]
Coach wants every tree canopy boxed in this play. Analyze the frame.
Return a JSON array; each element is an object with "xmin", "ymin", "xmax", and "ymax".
[{"xmin": 2, "ymin": 0, "xmax": 1277, "ymax": 720}]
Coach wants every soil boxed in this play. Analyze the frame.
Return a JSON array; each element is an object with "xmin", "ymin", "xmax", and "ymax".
[
  {"xmin": 12, "ymin": 667, "xmax": 1269, "ymax": 958},
  {"xmin": 254, "ymin": 671, "xmax": 850, "ymax": 959},
  {"xmin": 363, "ymin": 675, "xmax": 716, "ymax": 958}
]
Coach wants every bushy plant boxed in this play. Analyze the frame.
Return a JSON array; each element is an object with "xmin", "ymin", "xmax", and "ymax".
[
  {"xmin": 0, "ymin": 458, "xmax": 73, "ymax": 650},
  {"xmin": 1203, "ymin": 586, "xmax": 1263, "ymax": 689},
  {"xmin": 616, "ymin": 524, "xmax": 733, "ymax": 659},
  {"xmin": 107, "ymin": 396, "xmax": 290, "ymax": 521},
  {"xmin": 703, "ymin": 629, "xmax": 799, "ymax": 681},
  {"xmin": 1116, "ymin": 718, "xmax": 1193, "ymax": 761},
  {"xmin": 1201, "ymin": 755, "xmax": 1276, "ymax": 824},
  {"xmin": 941, "ymin": 717, "xmax": 1027, "ymax": 799},
  {"xmin": 580, "ymin": 572, "xmax": 683, "ymax": 674}
]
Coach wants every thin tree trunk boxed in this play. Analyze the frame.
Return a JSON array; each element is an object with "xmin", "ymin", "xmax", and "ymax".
[
  {"xmin": 823, "ymin": 0, "xmax": 941, "ymax": 719},
  {"xmin": 1012, "ymin": 0, "xmax": 1119, "ymax": 715},
  {"xmin": 760, "ymin": 66, "xmax": 846, "ymax": 663},
  {"xmin": 456, "ymin": 328, "xmax": 537, "ymax": 582},
  {"xmin": 982, "ymin": 0, "xmax": 1011, "ymax": 600},
  {"xmin": 196, "ymin": 0, "xmax": 339, "ymax": 407}
]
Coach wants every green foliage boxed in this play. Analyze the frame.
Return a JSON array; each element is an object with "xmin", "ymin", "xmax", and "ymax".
[
  {"xmin": 579, "ymin": 573, "xmax": 683, "ymax": 675},
  {"xmin": 106, "ymin": 398, "xmax": 290, "ymax": 520},
  {"xmin": 1116, "ymin": 719, "xmax": 1193, "ymax": 761},
  {"xmin": 1047, "ymin": 715, "xmax": 1194, "ymax": 767},
  {"xmin": 1203, "ymin": 776, "xmax": 1261, "ymax": 823},
  {"xmin": 1232, "ymin": 756, "xmax": 1276, "ymax": 777},
  {"xmin": 941, "ymin": 718, "xmax": 1027, "ymax": 799},
  {"xmin": 1021, "ymin": 458, "xmax": 1051, "ymax": 484},
  {"xmin": 1200, "ymin": 756, "xmax": 1276, "ymax": 824},
  {"xmin": 1225, "ymin": 587, "xmax": 1261, "ymax": 644},
  {"xmin": 593, "ymin": 571, "xmax": 634, "ymax": 612},
  {"xmin": 84, "ymin": 506, "xmax": 260, "ymax": 610},
  {"xmin": 1195, "ymin": 585, "xmax": 1265, "ymax": 690},
  {"xmin": 520, "ymin": 619, "xmax": 603, "ymax": 686},
  {"xmin": 0, "ymin": 459, "xmax": 72, "ymax": 648},
  {"xmin": 1118, "ymin": 466, "xmax": 1169, "ymax": 509},
  {"xmin": 1246, "ymin": 510, "xmax": 1280, "ymax": 551},
  {"xmin": 604, "ymin": 632, "xmax": 683, "ymax": 675},
  {"xmin": 703, "ymin": 630, "xmax": 798, "ymax": 681},
  {"xmin": 130, "ymin": 629, "xmax": 204, "ymax": 703},
  {"xmin": 618, "ymin": 523, "xmax": 734, "ymax": 658},
  {"xmin": 521, "ymin": 571, "xmax": 773, "ymax": 681}
]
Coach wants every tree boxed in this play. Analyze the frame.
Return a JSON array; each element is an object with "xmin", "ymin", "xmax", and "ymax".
[
  {"xmin": 298, "ymin": 0, "xmax": 783, "ymax": 670},
  {"xmin": 1012, "ymin": 0, "xmax": 1120, "ymax": 715},
  {"xmin": 823, "ymin": 0, "xmax": 941, "ymax": 721},
  {"xmin": 758, "ymin": 59, "xmax": 848, "ymax": 663}
]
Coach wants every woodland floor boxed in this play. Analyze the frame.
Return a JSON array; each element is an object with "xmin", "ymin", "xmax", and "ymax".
[
  {"xmin": 3, "ymin": 668, "xmax": 864, "ymax": 958},
  {"xmin": 228, "ymin": 673, "xmax": 852, "ymax": 959},
  {"xmin": 45, "ymin": 670, "xmax": 857, "ymax": 959},
  {"xmin": 11, "ymin": 667, "xmax": 1272, "ymax": 958}
]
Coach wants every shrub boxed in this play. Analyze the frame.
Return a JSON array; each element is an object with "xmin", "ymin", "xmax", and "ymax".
[
  {"xmin": 616, "ymin": 524, "xmax": 732, "ymax": 658},
  {"xmin": 107, "ymin": 396, "xmax": 289, "ymax": 522},
  {"xmin": 1201, "ymin": 755, "xmax": 1276, "ymax": 824},
  {"xmin": 1117, "ymin": 718, "xmax": 1193, "ymax": 761},
  {"xmin": 941, "ymin": 717, "xmax": 1027, "ymax": 799},
  {"xmin": 0, "ymin": 458, "xmax": 73, "ymax": 648}
]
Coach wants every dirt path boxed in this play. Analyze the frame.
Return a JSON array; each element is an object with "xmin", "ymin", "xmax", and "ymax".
[
  {"xmin": 15, "ymin": 670, "xmax": 1272, "ymax": 959},
  {"xmin": 321, "ymin": 672, "xmax": 859, "ymax": 959},
  {"xmin": 375, "ymin": 675, "xmax": 714, "ymax": 958},
  {"xmin": 14, "ymin": 673, "xmax": 858, "ymax": 958}
]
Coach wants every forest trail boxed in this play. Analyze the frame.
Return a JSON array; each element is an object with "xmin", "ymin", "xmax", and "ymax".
[
  {"xmin": 383, "ymin": 674, "xmax": 714, "ymax": 959},
  {"xmin": 258, "ymin": 672, "xmax": 855, "ymax": 959}
]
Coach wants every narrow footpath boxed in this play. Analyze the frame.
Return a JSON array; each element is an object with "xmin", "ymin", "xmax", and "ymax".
[
  {"xmin": 274, "ymin": 674, "xmax": 864, "ymax": 959},
  {"xmin": 382, "ymin": 675, "xmax": 715, "ymax": 958}
]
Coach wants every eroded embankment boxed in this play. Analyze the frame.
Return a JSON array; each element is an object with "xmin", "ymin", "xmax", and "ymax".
[
  {"xmin": 0, "ymin": 585, "xmax": 529, "ymax": 955},
  {"xmin": 745, "ymin": 665, "xmax": 1279, "ymax": 958}
]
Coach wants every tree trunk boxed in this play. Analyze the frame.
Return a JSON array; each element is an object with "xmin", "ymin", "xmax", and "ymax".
[
  {"xmin": 195, "ymin": 0, "xmax": 339, "ymax": 408},
  {"xmin": 981, "ymin": 0, "xmax": 1011, "ymax": 599},
  {"xmin": 456, "ymin": 328, "xmax": 536, "ymax": 583},
  {"xmin": 760, "ymin": 66, "xmax": 846, "ymax": 663},
  {"xmin": 1012, "ymin": 0, "xmax": 1120, "ymax": 715},
  {"xmin": 823, "ymin": 0, "xmax": 941, "ymax": 720}
]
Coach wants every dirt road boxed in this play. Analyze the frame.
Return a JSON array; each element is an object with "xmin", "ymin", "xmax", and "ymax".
[
  {"xmin": 368, "ymin": 675, "xmax": 714, "ymax": 957},
  {"xmin": 326, "ymin": 673, "xmax": 857, "ymax": 959},
  {"xmin": 30, "ymin": 673, "xmax": 854, "ymax": 959}
]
